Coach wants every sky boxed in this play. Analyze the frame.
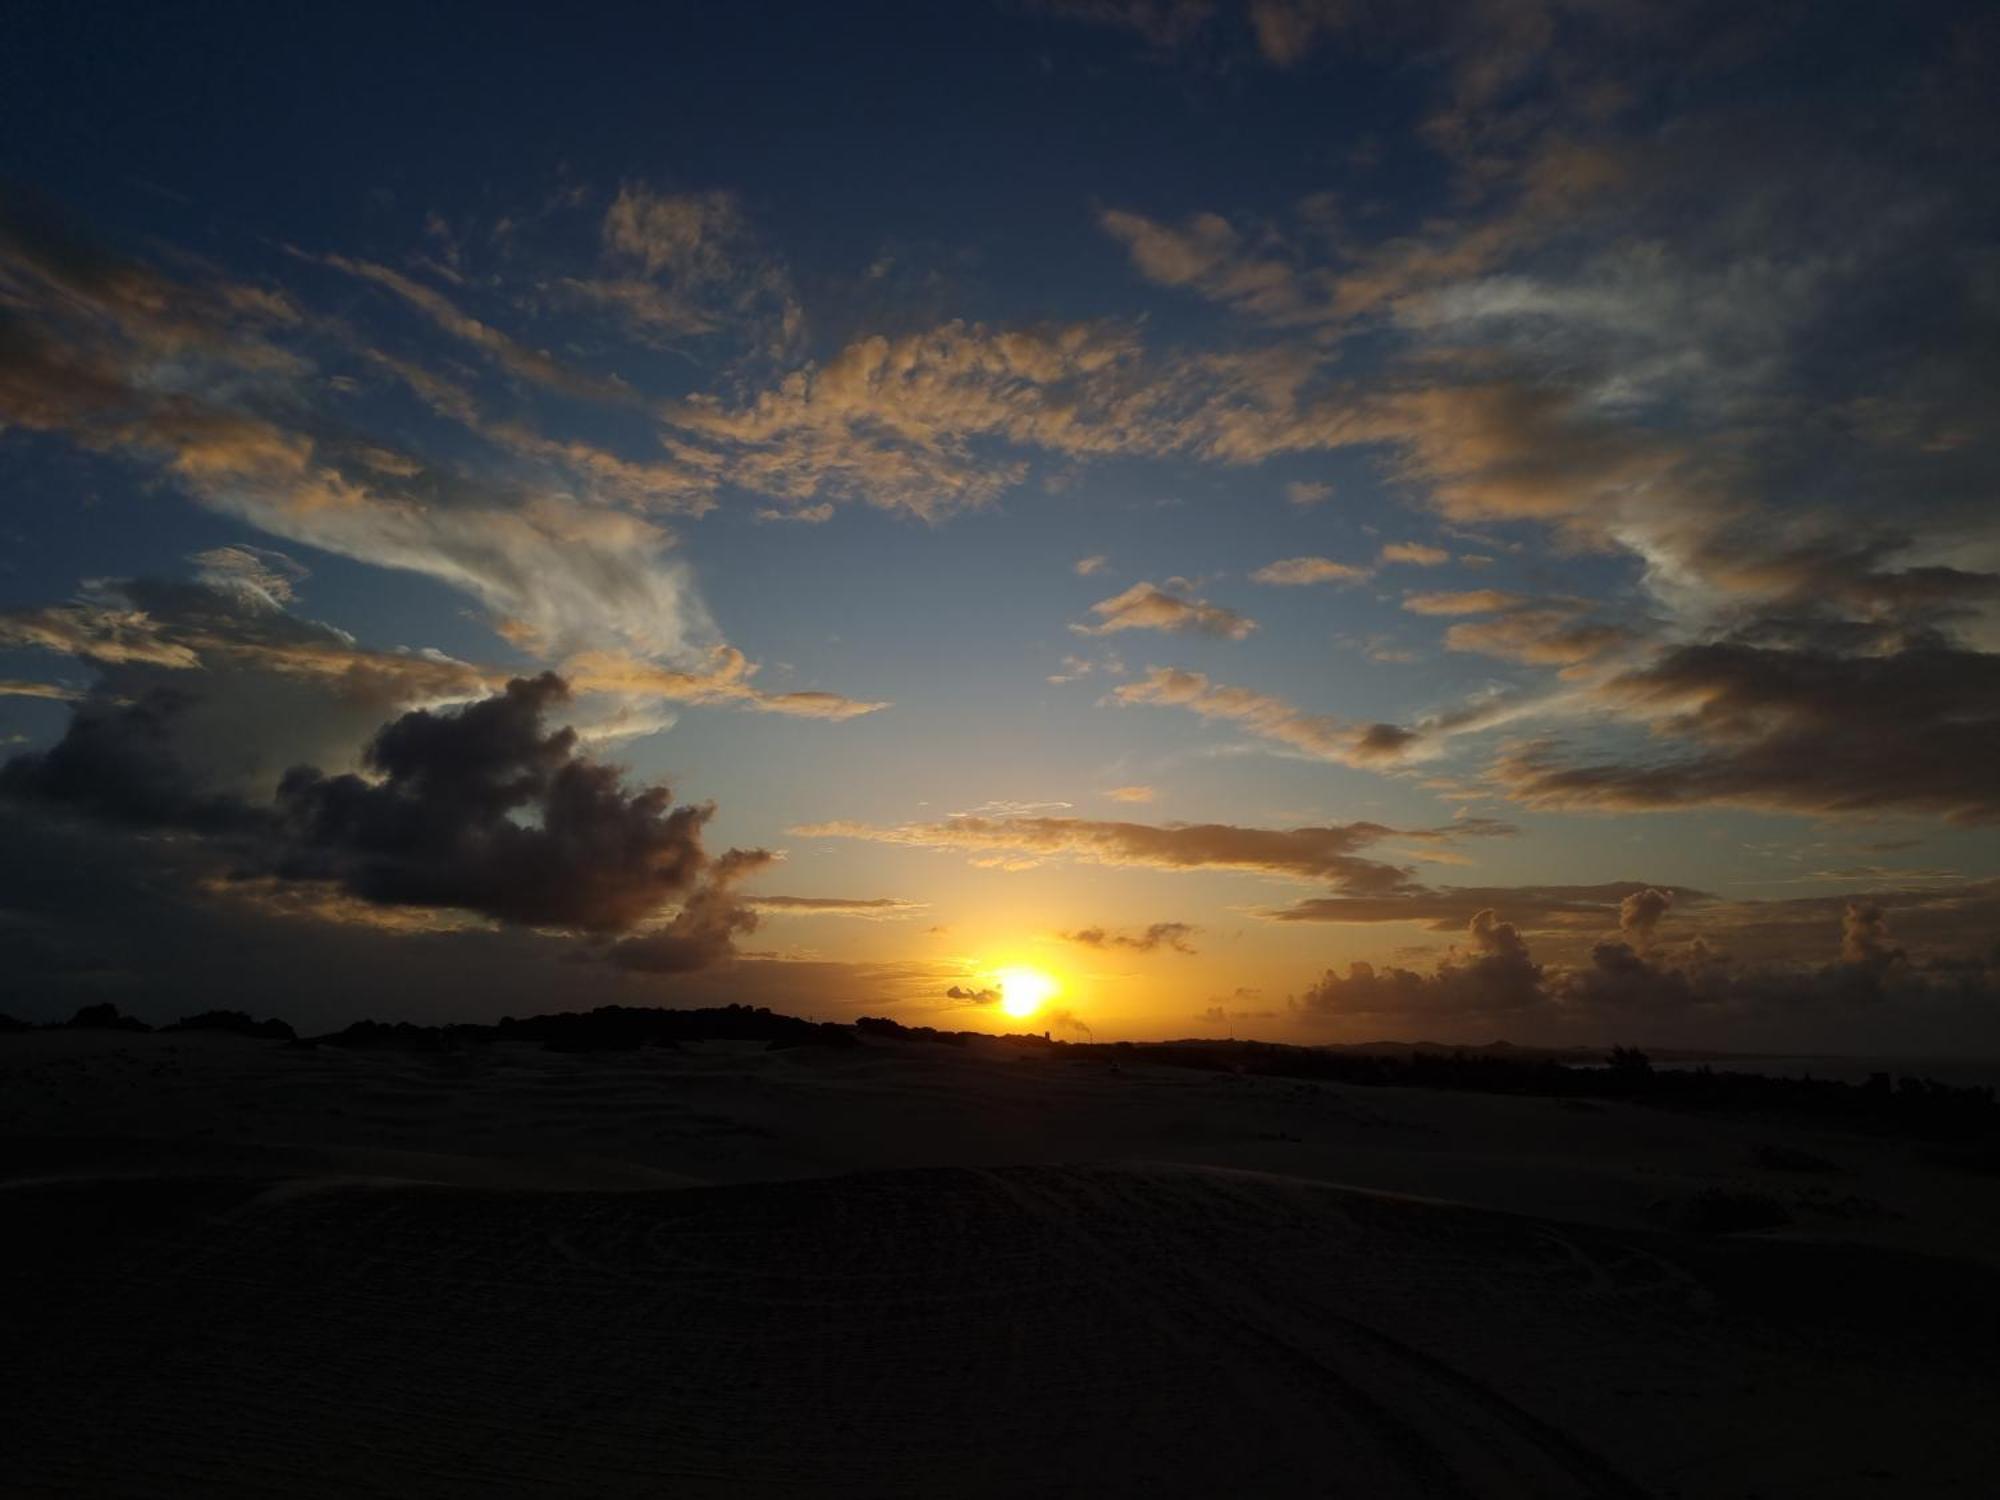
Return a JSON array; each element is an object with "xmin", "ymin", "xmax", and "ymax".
[{"xmin": 2, "ymin": 0, "xmax": 1996, "ymax": 1051}]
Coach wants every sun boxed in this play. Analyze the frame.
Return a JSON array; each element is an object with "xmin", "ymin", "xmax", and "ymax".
[{"xmin": 994, "ymin": 966, "xmax": 1058, "ymax": 1020}]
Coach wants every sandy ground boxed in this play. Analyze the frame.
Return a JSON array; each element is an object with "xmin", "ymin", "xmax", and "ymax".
[{"xmin": 4, "ymin": 1030, "xmax": 1998, "ymax": 1496}]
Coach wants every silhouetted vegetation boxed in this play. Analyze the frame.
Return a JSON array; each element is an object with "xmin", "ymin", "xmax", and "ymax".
[
  {"xmin": 842, "ymin": 1024, "xmax": 1999, "ymax": 1146},
  {"xmin": 1608, "ymin": 1045, "xmax": 1652, "ymax": 1077},
  {"xmin": 63, "ymin": 1002, "xmax": 150, "ymax": 1032},
  {"xmin": 310, "ymin": 1004, "xmax": 857, "ymax": 1053},
  {"xmin": 162, "ymin": 1009, "xmax": 296, "ymax": 1041}
]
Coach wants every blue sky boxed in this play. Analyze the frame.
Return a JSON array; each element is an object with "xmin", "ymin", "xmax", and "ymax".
[{"xmin": 2, "ymin": 1, "xmax": 1996, "ymax": 1049}]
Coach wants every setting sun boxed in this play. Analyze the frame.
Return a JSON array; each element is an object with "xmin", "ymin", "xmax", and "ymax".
[{"xmin": 994, "ymin": 966, "xmax": 1058, "ymax": 1020}]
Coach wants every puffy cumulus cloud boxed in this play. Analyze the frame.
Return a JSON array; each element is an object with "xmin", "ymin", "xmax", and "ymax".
[
  {"xmin": 276, "ymin": 675, "xmax": 759, "ymax": 934},
  {"xmin": 1061, "ymin": 921, "xmax": 1198, "ymax": 954},
  {"xmin": 1379, "ymin": 542, "xmax": 1450, "ymax": 567},
  {"xmin": 1250, "ymin": 556, "xmax": 1372, "ymax": 586},
  {"xmin": 1618, "ymin": 887, "xmax": 1673, "ymax": 951},
  {"xmin": 1490, "ymin": 638, "xmax": 2000, "ymax": 825},
  {"xmin": 1296, "ymin": 894, "xmax": 1998, "ymax": 1039},
  {"xmin": 946, "ymin": 983, "xmax": 999, "ymax": 1003},
  {"xmin": 749, "ymin": 895, "xmax": 926, "ymax": 920},
  {"xmin": 3, "ymin": 656, "xmax": 770, "ymax": 966},
  {"xmin": 1, "ymin": 686, "xmax": 276, "ymax": 834},
  {"xmin": 0, "ymin": 576, "xmax": 502, "ymax": 805},
  {"xmin": 1300, "ymin": 908, "xmax": 1545, "ymax": 1023},
  {"xmin": 1840, "ymin": 900, "xmax": 1903, "ymax": 970},
  {"xmin": 1109, "ymin": 666, "xmax": 1468, "ymax": 766},
  {"xmin": 1075, "ymin": 581, "xmax": 1257, "ymax": 639},
  {"xmin": 792, "ymin": 811, "xmax": 1509, "ymax": 894}
]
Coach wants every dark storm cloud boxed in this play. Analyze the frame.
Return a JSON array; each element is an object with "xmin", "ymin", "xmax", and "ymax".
[
  {"xmin": 606, "ymin": 848, "xmax": 777, "ymax": 973},
  {"xmin": 1491, "ymin": 639, "xmax": 2000, "ymax": 825},
  {"xmin": 3, "ymin": 664, "xmax": 768, "ymax": 958},
  {"xmin": 0, "ymin": 686, "xmax": 268, "ymax": 834},
  {"xmin": 279, "ymin": 674, "xmax": 758, "ymax": 934}
]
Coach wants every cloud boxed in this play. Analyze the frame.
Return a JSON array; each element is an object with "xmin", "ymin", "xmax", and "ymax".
[
  {"xmin": 750, "ymin": 895, "xmax": 926, "ymax": 920},
  {"xmin": 314, "ymin": 251, "xmax": 633, "ymax": 403},
  {"xmin": 673, "ymin": 319, "xmax": 1155, "ymax": 520},
  {"xmin": 1062, "ymin": 921, "xmax": 1198, "ymax": 954},
  {"xmin": 1, "ymin": 685, "xmax": 274, "ymax": 834},
  {"xmin": 1263, "ymin": 881, "xmax": 1712, "ymax": 935},
  {"xmin": 1300, "ymin": 909, "xmax": 1546, "ymax": 1023},
  {"xmin": 1379, "ymin": 542, "xmax": 1449, "ymax": 567},
  {"xmin": 946, "ymin": 983, "xmax": 999, "ymax": 1003},
  {"xmin": 1110, "ymin": 666, "xmax": 1426, "ymax": 765},
  {"xmin": 1489, "ymin": 638, "xmax": 2000, "ymax": 824},
  {"xmin": 1075, "ymin": 581, "xmax": 1257, "ymax": 639},
  {"xmin": 189, "ymin": 545, "xmax": 309, "ymax": 608},
  {"xmin": 1104, "ymin": 784, "xmax": 1155, "ymax": 803},
  {"xmin": 1402, "ymin": 589, "xmax": 1639, "ymax": 666},
  {"xmin": 1441, "ymin": 611, "xmax": 1637, "ymax": 667},
  {"xmin": 277, "ymin": 674, "xmax": 763, "ymax": 935},
  {"xmin": 793, "ymin": 811, "xmax": 1484, "ymax": 894},
  {"xmin": 1619, "ymin": 887, "xmax": 1673, "ymax": 951},
  {"xmin": 1296, "ymin": 883, "xmax": 2000, "ymax": 1040},
  {"xmin": 1402, "ymin": 589, "xmax": 1531, "ymax": 616},
  {"xmin": 0, "ymin": 679, "xmax": 82, "ymax": 701},
  {"xmin": 1074, "ymin": 554, "xmax": 1110, "ymax": 576},
  {"xmin": 1840, "ymin": 900, "xmax": 1903, "ymax": 970},
  {"xmin": 1285, "ymin": 480, "xmax": 1333, "ymax": 507},
  {"xmin": 1250, "ymin": 556, "xmax": 1372, "ymax": 586},
  {"xmin": 561, "ymin": 648, "xmax": 888, "ymax": 720},
  {"xmin": 571, "ymin": 184, "xmax": 802, "ymax": 358},
  {"xmin": 0, "ymin": 576, "xmax": 501, "ymax": 803},
  {"xmin": 605, "ymin": 847, "xmax": 776, "ymax": 973},
  {"xmin": 1047, "ymin": 654, "xmax": 1097, "ymax": 685},
  {"xmin": 1098, "ymin": 207, "xmax": 1335, "ymax": 329}
]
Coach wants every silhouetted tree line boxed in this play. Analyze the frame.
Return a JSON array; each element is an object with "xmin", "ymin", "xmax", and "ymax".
[
  {"xmin": 313, "ymin": 1004, "xmax": 858, "ymax": 1053},
  {"xmin": 0, "ymin": 1002, "xmax": 292, "ymax": 1038},
  {"xmin": 9, "ymin": 1001, "xmax": 1994, "ymax": 1145}
]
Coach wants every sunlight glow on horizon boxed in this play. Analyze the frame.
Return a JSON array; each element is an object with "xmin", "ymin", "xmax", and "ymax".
[{"xmin": 994, "ymin": 966, "xmax": 1059, "ymax": 1020}]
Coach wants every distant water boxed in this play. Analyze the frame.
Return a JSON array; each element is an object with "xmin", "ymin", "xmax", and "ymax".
[{"xmin": 1665, "ymin": 1056, "xmax": 2000, "ymax": 1091}]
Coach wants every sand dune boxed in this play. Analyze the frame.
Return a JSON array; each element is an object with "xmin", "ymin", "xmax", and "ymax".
[{"xmin": 5, "ymin": 1031, "xmax": 1999, "ymax": 1495}]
